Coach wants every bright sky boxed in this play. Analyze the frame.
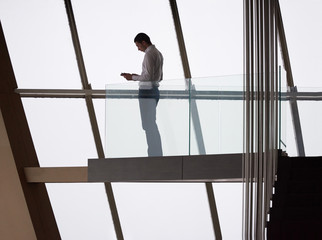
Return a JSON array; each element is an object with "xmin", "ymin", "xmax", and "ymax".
[{"xmin": 0, "ymin": 0, "xmax": 321, "ymax": 239}]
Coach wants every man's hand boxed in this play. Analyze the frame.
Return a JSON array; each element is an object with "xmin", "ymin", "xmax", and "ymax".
[{"xmin": 121, "ymin": 73, "xmax": 134, "ymax": 81}]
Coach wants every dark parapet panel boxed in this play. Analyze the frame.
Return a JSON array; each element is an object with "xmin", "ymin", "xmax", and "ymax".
[{"xmin": 88, "ymin": 154, "xmax": 243, "ymax": 182}]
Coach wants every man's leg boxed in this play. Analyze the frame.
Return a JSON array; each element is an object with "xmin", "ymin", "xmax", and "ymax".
[{"xmin": 139, "ymin": 90, "xmax": 163, "ymax": 157}]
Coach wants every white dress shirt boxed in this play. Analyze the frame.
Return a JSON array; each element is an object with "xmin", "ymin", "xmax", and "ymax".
[{"xmin": 132, "ymin": 45, "xmax": 163, "ymax": 89}]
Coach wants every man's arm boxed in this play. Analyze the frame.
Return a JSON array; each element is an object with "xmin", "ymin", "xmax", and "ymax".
[{"xmin": 120, "ymin": 73, "xmax": 138, "ymax": 81}]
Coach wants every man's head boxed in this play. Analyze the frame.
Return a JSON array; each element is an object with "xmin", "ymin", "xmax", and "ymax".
[{"xmin": 134, "ymin": 33, "xmax": 152, "ymax": 52}]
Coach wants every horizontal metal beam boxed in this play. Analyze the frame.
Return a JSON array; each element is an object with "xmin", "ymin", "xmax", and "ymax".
[
  {"xmin": 88, "ymin": 154, "xmax": 242, "ymax": 182},
  {"xmin": 24, "ymin": 167, "xmax": 88, "ymax": 183},
  {"xmin": 284, "ymin": 91, "xmax": 322, "ymax": 101},
  {"xmin": 15, "ymin": 88, "xmax": 322, "ymax": 101},
  {"xmin": 15, "ymin": 88, "xmax": 245, "ymax": 100},
  {"xmin": 15, "ymin": 89, "xmax": 106, "ymax": 98}
]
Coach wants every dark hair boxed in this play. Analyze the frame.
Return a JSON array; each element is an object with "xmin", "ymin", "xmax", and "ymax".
[{"xmin": 134, "ymin": 33, "xmax": 152, "ymax": 44}]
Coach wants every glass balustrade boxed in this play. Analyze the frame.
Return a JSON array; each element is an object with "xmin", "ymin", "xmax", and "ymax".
[
  {"xmin": 280, "ymin": 85, "xmax": 322, "ymax": 156},
  {"xmin": 105, "ymin": 76, "xmax": 244, "ymax": 158},
  {"xmin": 106, "ymin": 71, "xmax": 322, "ymax": 158},
  {"xmin": 277, "ymin": 65, "xmax": 322, "ymax": 156},
  {"xmin": 279, "ymin": 67, "xmax": 288, "ymax": 154}
]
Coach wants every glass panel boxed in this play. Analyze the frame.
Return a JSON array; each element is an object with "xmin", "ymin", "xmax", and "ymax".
[
  {"xmin": 46, "ymin": 183, "xmax": 116, "ymax": 240},
  {"xmin": 0, "ymin": 0, "xmax": 81, "ymax": 89},
  {"xmin": 105, "ymin": 80, "xmax": 189, "ymax": 157},
  {"xmin": 282, "ymin": 101, "xmax": 297, "ymax": 156},
  {"xmin": 22, "ymin": 98, "xmax": 97, "ymax": 166},
  {"xmin": 93, "ymin": 99, "xmax": 106, "ymax": 153},
  {"xmin": 279, "ymin": 67, "xmax": 288, "ymax": 153},
  {"xmin": 190, "ymin": 75, "xmax": 243, "ymax": 155},
  {"xmin": 279, "ymin": 83, "xmax": 322, "ymax": 157},
  {"xmin": 71, "ymin": 0, "xmax": 183, "ymax": 88},
  {"xmin": 105, "ymin": 76, "xmax": 243, "ymax": 158},
  {"xmin": 298, "ymin": 99, "xmax": 322, "ymax": 156},
  {"xmin": 112, "ymin": 183, "xmax": 214, "ymax": 240},
  {"xmin": 176, "ymin": 0, "xmax": 243, "ymax": 77}
]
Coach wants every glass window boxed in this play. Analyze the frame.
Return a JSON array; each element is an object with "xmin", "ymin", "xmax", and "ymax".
[
  {"xmin": 176, "ymin": 0, "xmax": 243, "ymax": 77},
  {"xmin": 46, "ymin": 183, "xmax": 117, "ymax": 240},
  {"xmin": 113, "ymin": 183, "xmax": 214, "ymax": 240},
  {"xmin": 71, "ymin": 0, "xmax": 183, "ymax": 88},
  {"xmin": 22, "ymin": 98, "xmax": 97, "ymax": 167},
  {"xmin": 1, "ymin": 1, "xmax": 247, "ymax": 239},
  {"xmin": 0, "ymin": 0, "xmax": 81, "ymax": 89},
  {"xmin": 212, "ymin": 183, "xmax": 243, "ymax": 239},
  {"xmin": 279, "ymin": 0, "xmax": 322, "ymax": 89},
  {"xmin": 278, "ymin": 1, "xmax": 322, "ymax": 156}
]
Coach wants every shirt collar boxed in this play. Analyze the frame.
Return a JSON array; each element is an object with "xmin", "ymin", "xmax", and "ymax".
[{"xmin": 145, "ymin": 44, "xmax": 154, "ymax": 53}]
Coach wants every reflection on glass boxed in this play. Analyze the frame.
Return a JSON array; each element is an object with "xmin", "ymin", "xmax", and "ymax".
[
  {"xmin": 105, "ymin": 80, "xmax": 189, "ymax": 158},
  {"xmin": 138, "ymin": 87, "xmax": 163, "ymax": 156},
  {"xmin": 189, "ymin": 76, "xmax": 244, "ymax": 155},
  {"xmin": 105, "ymin": 76, "xmax": 243, "ymax": 158}
]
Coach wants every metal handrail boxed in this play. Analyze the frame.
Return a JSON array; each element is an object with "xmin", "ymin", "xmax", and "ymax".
[{"xmin": 16, "ymin": 88, "xmax": 322, "ymax": 100}]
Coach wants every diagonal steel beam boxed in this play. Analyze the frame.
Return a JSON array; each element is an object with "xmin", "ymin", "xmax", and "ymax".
[
  {"xmin": 276, "ymin": 1, "xmax": 305, "ymax": 156},
  {"xmin": 276, "ymin": 1, "xmax": 293, "ymax": 88},
  {"xmin": 63, "ymin": 1, "xmax": 124, "ymax": 239},
  {"xmin": 169, "ymin": 1, "xmax": 222, "ymax": 239},
  {"xmin": 169, "ymin": 0, "xmax": 191, "ymax": 79},
  {"xmin": 0, "ymin": 21, "xmax": 61, "ymax": 240}
]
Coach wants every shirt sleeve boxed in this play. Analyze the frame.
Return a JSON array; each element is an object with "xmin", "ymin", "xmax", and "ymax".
[{"xmin": 132, "ymin": 53, "xmax": 155, "ymax": 82}]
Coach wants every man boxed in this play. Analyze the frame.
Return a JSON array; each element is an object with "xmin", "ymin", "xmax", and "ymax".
[{"xmin": 121, "ymin": 33, "xmax": 163, "ymax": 156}]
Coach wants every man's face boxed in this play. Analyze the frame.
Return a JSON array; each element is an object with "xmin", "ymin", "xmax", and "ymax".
[{"xmin": 135, "ymin": 41, "xmax": 147, "ymax": 52}]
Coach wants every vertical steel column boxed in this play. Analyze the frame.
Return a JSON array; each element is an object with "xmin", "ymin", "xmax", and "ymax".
[
  {"xmin": 169, "ymin": 1, "xmax": 222, "ymax": 239},
  {"xmin": 274, "ymin": 0, "xmax": 279, "ymax": 182},
  {"xmin": 254, "ymin": 1, "xmax": 263, "ymax": 238},
  {"xmin": 265, "ymin": 2, "xmax": 278, "ymax": 236},
  {"xmin": 263, "ymin": 1, "xmax": 271, "ymax": 238},
  {"xmin": 249, "ymin": 1, "xmax": 255, "ymax": 238},
  {"xmin": 268, "ymin": 0, "xmax": 277, "ymax": 218},
  {"xmin": 267, "ymin": 0, "xmax": 273, "ymax": 220},
  {"xmin": 244, "ymin": 1, "xmax": 279, "ymax": 239},
  {"xmin": 63, "ymin": 1, "xmax": 124, "ymax": 239},
  {"xmin": 243, "ymin": 0, "xmax": 250, "ymax": 238}
]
